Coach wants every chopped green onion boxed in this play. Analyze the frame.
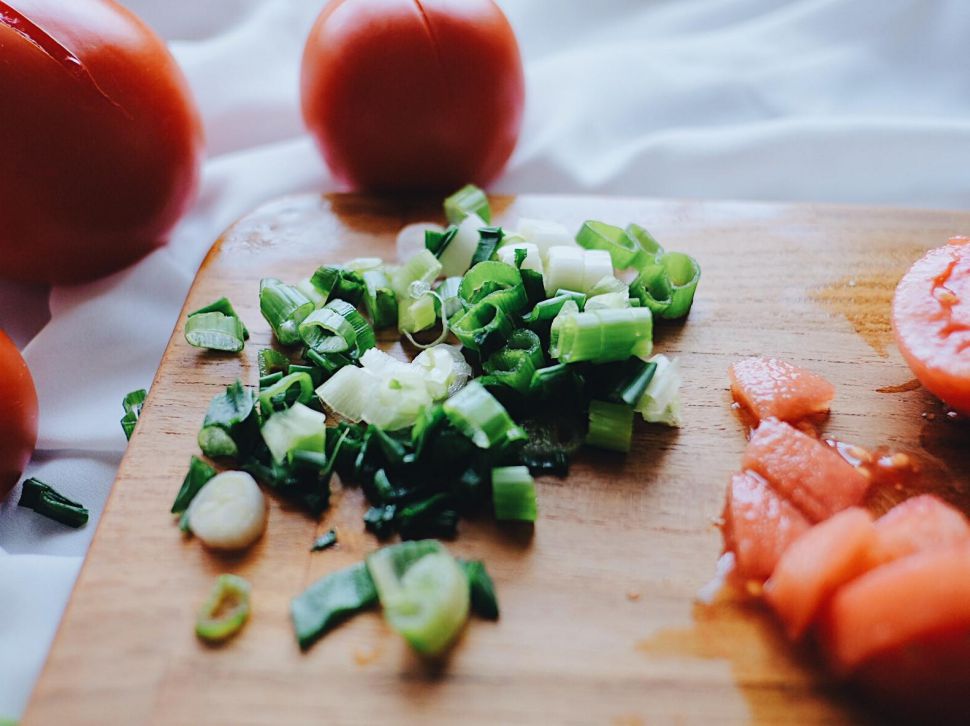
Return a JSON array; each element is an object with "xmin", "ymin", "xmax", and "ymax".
[
  {"xmin": 459, "ymin": 261, "xmax": 522, "ymax": 306},
  {"xmin": 187, "ymin": 297, "xmax": 250, "ymax": 339},
  {"xmin": 589, "ymin": 358, "xmax": 658, "ymax": 407},
  {"xmin": 636, "ymin": 354, "xmax": 683, "ymax": 426},
  {"xmin": 366, "ymin": 540, "xmax": 470, "ymax": 656},
  {"xmin": 451, "ymin": 298, "xmax": 514, "ymax": 354},
  {"xmin": 399, "ymin": 292, "xmax": 438, "ymax": 334},
  {"xmin": 585, "ymin": 291, "xmax": 632, "ymax": 311},
  {"xmin": 308, "ymin": 266, "xmax": 366, "ymax": 306},
  {"xmin": 315, "ymin": 365, "xmax": 375, "ymax": 422},
  {"xmin": 491, "ymin": 466, "xmax": 538, "ymax": 522},
  {"xmin": 365, "ymin": 371, "xmax": 434, "ymax": 430},
  {"xmin": 444, "ymin": 183, "xmax": 491, "ymax": 224},
  {"xmin": 260, "ymin": 278, "xmax": 314, "ymax": 346},
  {"xmin": 576, "ymin": 220, "xmax": 648, "ymax": 269},
  {"xmin": 481, "ymin": 329, "xmax": 544, "ymax": 394},
  {"xmin": 197, "ymin": 427, "xmax": 237, "ymax": 459},
  {"xmin": 436, "ymin": 213, "xmax": 486, "ymax": 277},
  {"xmin": 172, "ymin": 456, "xmax": 217, "ymax": 514},
  {"xmin": 497, "ymin": 242, "xmax": 544, "ymax": 276},
  {"xmin": 585, "ymin": 400, "xmax": 634, "ymax": 452},
  {"xmin": 470, "ymin": 226, "xmax": 504, "ymax": 267},
  {"xmin": 624, "ymin": 224, "xmax": 665, "ymax": 265},
  {"xmin": 460, "ymin": 560, "xmax": 500, "ymax": 620},
  {"xmin": 290, "ymin": 562, "xmax": 378, "ymax": 650},
  {"xmin": 198, "ymin": 380, "xmax": 255, "ymax": 459},
  {"xmin": 630, "ymin": 252, "xmax": 701, "ymax": 320},
  {"xmin": 311, "ymin": 528, "xmax": 338, "ymax": 552},
  {"xmin": 260, "ymin": 402, "xmax": 326, "ymax": 464},
  {"xmin": 521, "ymin": 291, "xmax": 586, "ymax": 325},
  {"xmin": 120, "ymin": 388, "xmax": 147, "ymax": 440},
  {"xmin": 549, "ymin": 306, "xmax": 653, "ymax": 364},
  {"xmin": 195, "ymin": 574, "xmax": 251, "ymax": 643},
  {"xmin": 18, "ymin": 478, "xmax": 88, "ymax": 528},
  {"xmin": 184, "ymin": 311, "xmax": 247, "ymax": 352},
  {"xmin": 305, "ymin": 349, "xmax": 353, "ymax": 377},
  {"xmin": 443, "ymin": 381, "xmax": 526, "ymax": 449},
  {"xmin": 411, "ymin": 345, "xmax": 472, "ymax": 399},
  {"xmin": 390, "ymin": 249, "xmax": 442, "ymax": 300},
  {"xmin": 299, "ymin": 299, "xmax": 375, "ymax": 358},
  {"xmin": 258, "ymin": 371, "xmax": 314, "ymax": 416},
  {"xmin": 436, "ymin": 276, "xmax": 464, "ymax": 319},
  {"xmin": 258, "ymin": 348, "xmax": 289, "ymax": 377},
  {"xmin": 362, "ymin": 269, "xmax": 398, "ymax": 328},
  {"xmin": 425, "ymin": 224, "xmax": 459, "ymax": 256},
  {"xmin": 543, "ymin": 246, "xmax": 614, "ymax": 296}
]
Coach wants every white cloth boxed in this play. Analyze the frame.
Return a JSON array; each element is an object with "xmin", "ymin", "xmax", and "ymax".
[{"xmin": 2, "ymin": 0, "xmax": 970, "ymax": 716}]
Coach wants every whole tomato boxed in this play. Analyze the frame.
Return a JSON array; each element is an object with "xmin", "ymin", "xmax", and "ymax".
[
  {"xmin": 0, "ymin": 0, "xmax": 203, "ymax": 284},
  {"xmin": 0, "ymin": 331, "xmax": 39, "ymax": 501},
  {"xmin": 301, "ymin": 0, "xmax": 524, "ymax": 191}
]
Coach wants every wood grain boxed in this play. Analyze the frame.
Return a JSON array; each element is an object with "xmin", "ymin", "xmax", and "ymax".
[{"xmin": 23, "ymin": 194, "xmax": 970, "ymax": 725}]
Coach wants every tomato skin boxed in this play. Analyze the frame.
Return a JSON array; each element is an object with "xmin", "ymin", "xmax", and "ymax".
[
  {"xmin": 0, "ymin": 0, "xmax": 203, "ymax": 284},
  {"xmin": 892, "ymin": 237, "xmax": 970, "ymax": 413},
  {"xmin": 0, "ymin": 331, "xmax": 39, "ymax": 501},
  {"xmin": 300, "ymin": 0, "xmax": 524, "ymax": 191}
]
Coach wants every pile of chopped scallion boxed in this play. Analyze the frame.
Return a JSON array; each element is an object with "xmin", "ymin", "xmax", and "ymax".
[{"xmin": 165, "ymin": 184, "xmax": 699, "ymax": 654}]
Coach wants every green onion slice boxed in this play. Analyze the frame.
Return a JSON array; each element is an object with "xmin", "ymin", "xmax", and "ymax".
[
  {"xmin": 481, "ymin": 329, "xmax": 544, "ymax": 394},
  {"xmin": 444, "ymin": 183, "xmax": 491, "ymax": 224},
  {"xmin": 451, "ymin": 298, "xmax": 514, "ymax": 354},
  {"xmin": 366, "ymin": 540, "xmax": 470, "ymax": 656},
  {"xmin": 443, "ymin": 381, "xmax": 526, "ymax": 449},
  {"xmin": 196, "ymin": 574, "xmax": 252, "ymax": 643},
  {"xmin": 184, "ymin": 311, "xmax": 247, "ymax": 353},
  {"xmin": 458, "ymin": 261, "xmax": 522, "ymax": 306},
  {"xmin": 550, "ymin": 306, "xmax": 654, "ymax": 364},
  {"xmin": 257, "ymin": 348, "xmax": 290, "ymax": 377},
  {"xmin": 636, "ymin": 354, "xmax": 683, "ymax": 427},
  {"xmin": 624, "ymin": 224, "xmax": 665, "ymax": 265},
  {"xmin": 260, "ymin": 402, "xmax": 326, "ymax": 464},
  {"xmin": 258, "ymin": 371, "xmax": 314, "ymax": 416},
  {"xmin": 120, "ymin": 388, "xmax": 147, "ymax": 440},
  {"xmin": 470, "ymin": 226, "xmax": 504, "ymax": 267},
  {"xmin": 630, "ymin": 252, "xmax": 701, "ymax": 320},
  {"xmin": 460, "ymin": 560, "xmax": 500, "ymax": 620},
  {"xmin": 521, "ymin": 291, "xmax": 586, "ymax": 325},
  {"xmin": 425, "ymin": 224, "xmax": 459, "ymax": 256},
  {"xmin": 362, "ymin": 269, "xmax": 398, "ymax": 329},
  {"xmin": 18, "ymin": 478, "xmax": 89, "ymax": 528},
  {"xmin": 291, "ymin": 562, "xmax": 378, "ymax": 650},
  {"xmin": 187, "ymin": 297, "xmax": 250, "ymax": 338},
  {"xmin": 576, "ymin": 220, "xmax": 648, "ymax": 270},
  {"xmin": 172, "ymin": 455, "xmax": 217, "ymax": 514},
  {"xmin": 491, "ymin": 466, "xmax": 538, "ymax": 522},
  {"xmin": 260, "ymin": 278, "xmax": 314, "ymax": 346},
  {"xmin": 588, "ymin": 358, "xmax": 658, "ymax": 407},
  {"xmin": 585, "ymin": 400, "xmax": 634, "ymax": 453}
]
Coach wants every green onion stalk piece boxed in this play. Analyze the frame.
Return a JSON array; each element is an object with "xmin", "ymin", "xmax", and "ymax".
[
  {"xmin": 18, "ymin": 478, "xmax": 89, "ymax": 528},
  {"xmin": 172, "ymin": 456, "xmax": 217, "ymax": 514},
  {"xmin": 636, "ymin": 354, "xmax": 683, "ymax": 427},
  {"xmin": 260, "ymin": 402, "xmax": 326, "ymax": 464},
  {"xmin": 391, "ymin": 249, "xmax": 442, "ymax": 300},
  {"xmin": 291, "ymin": 562, "xmax": 378, "ymax": 650},
  {"xmin": 491, "ymin": 466, "xmax": 538, "ymax": 522},
  {"xmin": 260, "ymin": 278, "xmax": 315, "ymax": 346},
  {"xmin": 549, "ymin": 306, "xmax": 654, "ymax": 364},
  {"xmin": 309, "ymin": 266, "xmax": 366, "ymax": 307},
  {"xmin": 470, "ymin": 226, "xmax": 505, "ymax": 266},
  {"xmin": 585, "ymin": 400, "xmax": 635, "ymax": 453},
  {"xmin": 460, "ymin": 560, "xmax": 500, "ymax": 620},
  {"xmin": 184, "ymin": 311, "xmax": 247, "ymax": 353},
  {"xmin": 451, "ymin": 298, "xmax": 514, "ymax": 354},
  {"xmin": 305, "ymin": 349, "xmax": 353, "ymax": 378},
  {"xmin": 435, "ymin": 276, "xmax": 465, "ymax": 320},
  {"xmin": 436, "ymin": 214, "xmax": 487, "ymax": 277},
  {"xmin": 576, "ymin": 220, "xmax": 649, "ymax": 270},
  {"xmin": 521, "ymin": 291, "xmax": 586, "ymax": 325},
  {"xmin": 197, "ymin": 380, "xmax": 255, "ymax": 459},
  {"xmin": 442, "ymin": 381, "xmax": 526, "ymax": 449},
  {"xmin": 481, "ymin": 329, "xmax": 545, "ymax": 394},
  {"xmin": 589, "ymin": 358, "xmax": 658, "ymax": 407},
  {"xmin": 311, "ymin": 528, "xmax": 338, "ymax": 552},
  {"xmin": 195, "ymin": 574, "xmax": 252, "ymax": 643},
  {"xmin": 257, "ymin": 348, "xmax": 290, "ymax": 377},
  {"xmin": 362, "ymin": 269, "xmax": 399, "ymax": 329},
  {"xmin": 257, "ymin": 371, "xmax": 314, "ymax": 417},
  {"xmin": 184, "ymin": 297, "xmax": 250, "ymax": 352},
  {"xmin": 259, "ymin": 372, "xmax": 284, "ymax": 389},
  {"xmin": 399, "ymin": 291, "xmax": 439, "ymax": 335},
  {"xmin": 120, "ymin": 388, "xmax": 147, "ymax": 440},
  {"xmin": 366, "ymin": 540, "xmax": 470, "ymax": 656},
  {"xmin": 459, "ymin": 261, "xmax": 523, "ymax": 307},
  {"xmin": 425, "ymin": 224, "xmax": 459, "ymax": 256},
  {"xmin": 444, "ymin": 183, "xmax": 491, "ymax": 224},
  {"xmin": 630, "ymin": 252, "xmax": 701, "ymax": 320},
  {"xmin": 624, "ymin": 224, "xmax": 665, "ymax": 265},
  {"xmin": 299, "ymin": 299, "xmax": 376, "ymax": 357}
]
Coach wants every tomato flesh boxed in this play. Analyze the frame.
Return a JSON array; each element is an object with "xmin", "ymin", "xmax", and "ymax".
[{"xmin": 0, "ymin": 330, "xmax": 38, "ymax": 500}]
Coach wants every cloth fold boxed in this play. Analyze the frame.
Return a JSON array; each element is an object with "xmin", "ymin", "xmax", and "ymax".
[{"xmin": 3, "ymin": 0, "xmax": 970, "ymax": 716}]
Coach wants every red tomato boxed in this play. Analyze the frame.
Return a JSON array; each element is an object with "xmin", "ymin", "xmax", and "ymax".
[
  {"xmin": 301, "ymin": 0, "xmax": 524, "ymax": 191},
  {"xmin": 0, "ymin": 0, "xmax": 203, "ymax": 284},
  {"xmin": 0, "ymin": 331, "xmax": 39, "ymax": 501},
  {"xmin": 892, "ymin": 237, "xmax": 970, "ymax": 413}
]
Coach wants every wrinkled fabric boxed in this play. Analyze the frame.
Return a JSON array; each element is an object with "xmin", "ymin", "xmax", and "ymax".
[{"xmin": 2, "ymin": 0, "xmax": 969, "ymax": 716}]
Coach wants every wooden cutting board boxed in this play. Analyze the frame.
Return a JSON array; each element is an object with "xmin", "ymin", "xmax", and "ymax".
[{"xmin": 24, "ymin": 194, "xmax": 970, "ymax": 725}]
